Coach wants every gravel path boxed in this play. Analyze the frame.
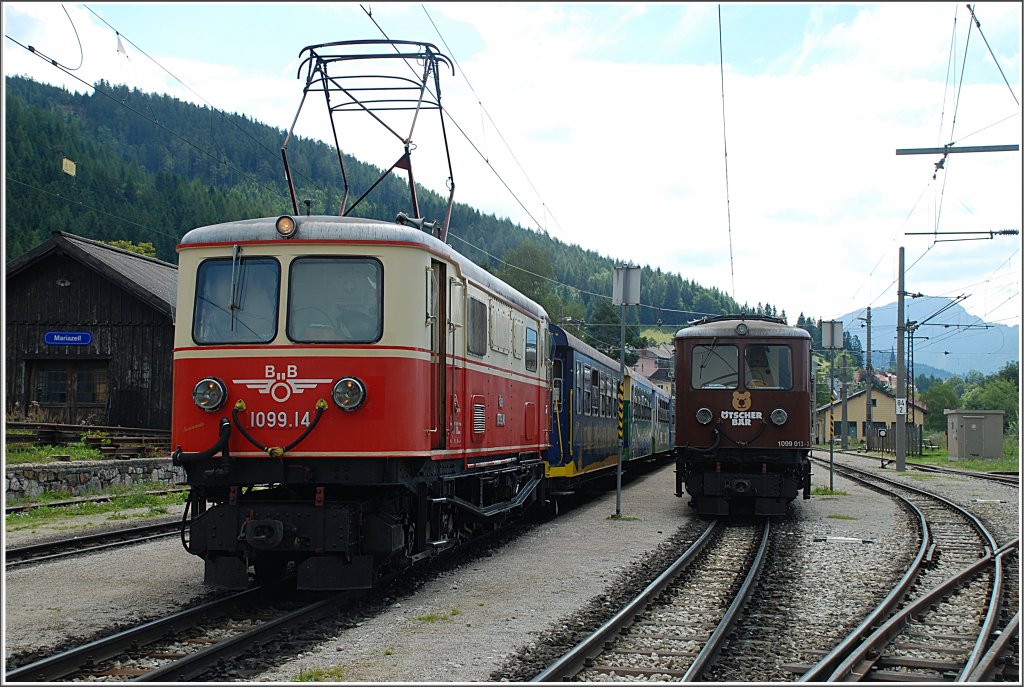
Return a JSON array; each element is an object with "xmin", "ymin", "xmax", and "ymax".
[{"xmin": 4, "ymin": 451, "xmax": 1017, "ymax": 682}]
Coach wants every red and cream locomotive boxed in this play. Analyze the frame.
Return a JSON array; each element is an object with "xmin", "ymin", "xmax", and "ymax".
[
  {"xmin": 674, "ymin": 315, "xmax": 812, "ymax": 516},
  {"xmin": 172, "ymin": 215, "xmax": 550, "ymax": 589},
  {"xmin": 172, "ymin": 40, "xmax": 550, "ymax": 590}
]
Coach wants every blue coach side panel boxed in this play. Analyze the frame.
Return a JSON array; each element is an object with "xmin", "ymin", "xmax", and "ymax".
[{"xmin": 545, "ymin": 324, "xmax": 620, "ymax": 490}]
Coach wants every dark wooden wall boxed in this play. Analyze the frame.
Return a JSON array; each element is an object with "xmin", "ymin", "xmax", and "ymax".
[{"xmin": 5, "ymin": 253, "xmax": 174, "ymax": 429}]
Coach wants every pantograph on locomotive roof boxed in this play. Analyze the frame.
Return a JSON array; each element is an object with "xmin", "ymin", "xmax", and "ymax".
[{"xmin": 281, "ymin": 40, "xmax": 456, "ymax": 240}]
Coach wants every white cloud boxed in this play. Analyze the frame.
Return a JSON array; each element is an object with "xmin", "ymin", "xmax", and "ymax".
[{"xmin": 4, "ymin": 1, "xmax": 1020, "ymax": 327}]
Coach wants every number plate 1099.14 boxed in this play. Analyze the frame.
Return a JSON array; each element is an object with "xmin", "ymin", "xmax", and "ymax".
[{"xmin": 249, "ymin": 410, "xmax": 312, "ymax": 430}]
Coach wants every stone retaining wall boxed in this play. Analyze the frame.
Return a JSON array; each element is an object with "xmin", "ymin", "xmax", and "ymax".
[{"xmin": 5, "ymin": 459, "xmax": 186, "ymax": 500}]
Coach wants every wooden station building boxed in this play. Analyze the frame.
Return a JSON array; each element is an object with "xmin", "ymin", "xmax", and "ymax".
[{"xmin": 5, "ymin": 232, "xmax": 177, "ymax": 429}]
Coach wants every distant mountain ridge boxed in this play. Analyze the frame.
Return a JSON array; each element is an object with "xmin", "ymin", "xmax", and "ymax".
[{"xmin": 838, "ymin": 298, "xmax": 1019, "ymax": 377}]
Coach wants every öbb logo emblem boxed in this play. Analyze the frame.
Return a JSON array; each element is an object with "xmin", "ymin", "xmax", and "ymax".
[{"xmin": 233, "ymin": 365, "xmax": 331, "ymax": 403}]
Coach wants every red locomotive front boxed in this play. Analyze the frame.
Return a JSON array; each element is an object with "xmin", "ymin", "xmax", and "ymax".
[
  {"xmin": 172, "ymin": 216, "xmax": 549, "ymax": 589},
  {"xmin": 674, "ymin": 316, "xmax": 812, "ymax": 516}
]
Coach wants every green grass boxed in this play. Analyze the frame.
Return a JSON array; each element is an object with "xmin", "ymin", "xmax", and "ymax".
[
  {"xmin": 5, "ymin": 485, "xmax": 187, "ymax": 531},
  {"xmin": 641, "ymin": 327, "xmax": 675, "ymax": 345},
  {"xmin": 414, "ymin": 609, "xmax": 461, "ymax": 623},
  {"xmin": 4, "ymin": 442, "xmax": 105, "ymax": 464},
  {"xmin": 827, "ymin": 514, "xmax": 858, "ymax": 520},
  {"xmin": 908, "ymin": 454, "xmax": 1019, "ymax": 474},
  {"xmin": 608, "ymin": 514, "xmax": 641, "ymax": 521},
  {"xmin": 812, "ymin": 486, "xmax": 849, "ymax": 496},
  {"xmin": 295, "ymin": 666, "xmax": 346, "ymax": 682}
]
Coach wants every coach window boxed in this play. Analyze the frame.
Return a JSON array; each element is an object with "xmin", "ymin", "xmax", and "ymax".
[
  {"xmin": 691, "ymin": 344, "xmax": 738, "ymax": 389},
  {"xmin": 467, "ymin": 297, "xmax": 488, "ymax": 356},
  {"xmin": 744, "ymin": 344, "xmax": 792, "ymax": 389},
  {"xmin": 599, "ymin": 374, "xmax": 607, "ymax": 417},
  {"xmin": 583, "ymin": 365, "xmax": 592, "ymax": 416},
  {"xmin": 194, "ymin": 257, "xmax": 279, "ymax": 344},
  {"xmin": 591, "ymin": 368, "xmax": 601, "ymax": 415},
  {"xmin": 575, "ymin": 361, "xmax": 583, "ymax": 415},
  {"xmin": 525, "ymin": 326, "xmax": 538, "ymax": 371},
  {"xmin": 288, "ymin": 257, "xmax": 382, "ymax": 343}
]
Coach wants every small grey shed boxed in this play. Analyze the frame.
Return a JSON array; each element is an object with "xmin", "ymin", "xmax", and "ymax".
[{"xmin": 944, "ymin": 409, "xmax": 1005, "ymax": 460}]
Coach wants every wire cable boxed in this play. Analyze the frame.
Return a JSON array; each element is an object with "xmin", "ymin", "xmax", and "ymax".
[
  {"xmin": 83, "ymin": 6, "xmax": 276, "ymax": 155},
  {"xmin": 718, "ymin": 5, "xmax": 736, "ymax": 299},
  {"xmin": 420, "ymin": 3, "xmax": 567, "ymax": 238},
  {"xmin": 6, "ymin": 176, "xmax": 178, "ymax": 239},
  {"xmin": 966, "ymin": 4, "xmax": 1020, "ymax": 107}
]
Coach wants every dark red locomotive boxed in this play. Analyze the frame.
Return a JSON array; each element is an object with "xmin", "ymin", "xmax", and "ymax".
[{"xmin": 674, "ymin": 315, "xmax": 812, "ymax": 516}]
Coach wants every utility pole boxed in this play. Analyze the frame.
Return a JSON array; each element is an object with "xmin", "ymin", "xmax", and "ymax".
[
  {"xmin": 612, "ymin": 266, "xmax": 640, "ymax": 516},
  {"xmin": 865, "ymin": 307, "xmax": 872, "ymax": 441},
  {"xmin": 894, "ymin": 134, "xmax": 1017, "ymax": 468},
  {"xmin": 896, "ymin": 248, "xmax": 906, "ymax": 471},
  {"xmin": 822, "ymin": 320, "xmax": 842, "ymax": 489},
  {"xmin": 840, "ymin": 351, "xmax": 849, "ymax": 450}
]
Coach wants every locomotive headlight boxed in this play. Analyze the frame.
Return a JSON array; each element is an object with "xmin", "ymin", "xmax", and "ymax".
[
  {"xmin": 275, "ymin": 215, "xmax": 297, "ymax": 238},
  {"xmin": 193, "ymin": 377, "xmax": 227, "ymax": 412},
  {"xmin": 696, "ymin": 407, "xmax": 714, "ymax": 425},
  {"xmin": 333, "ymin": 376, "xmax": 366, "ymax": 411},
  {"xmin": 770, "ymin": 408, "xmax": 788, "ymax": 426},
  {"xmin": 735, "ymin": 323, "xmax": 749, "ymax": 336}
]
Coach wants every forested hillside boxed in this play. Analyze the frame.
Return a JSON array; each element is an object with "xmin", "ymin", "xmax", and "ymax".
[{"xmin": 5, "ymin": 75, "xmax": 789, "ymax": 343}]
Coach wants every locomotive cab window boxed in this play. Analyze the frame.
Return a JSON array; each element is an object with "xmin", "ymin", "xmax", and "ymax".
[
  {"xmin": 194, "ymin": 257, "xmax": 279, "ymax": 344},
  {"xmin": 288, "ymin": 257, "xmax": 382, "ymax": 343},
  {"xmin": 691, "ymin": 344, "xmax": 738, "ymax": 389},
  {"xmin": 744, "ymin": 344, "xmax": 792, "ymax": 389}
]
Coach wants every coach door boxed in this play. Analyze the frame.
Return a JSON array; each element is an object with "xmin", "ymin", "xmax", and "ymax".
[{"xmin": 428, "ymin": 261, "xmax": 448, "ymax": 450}]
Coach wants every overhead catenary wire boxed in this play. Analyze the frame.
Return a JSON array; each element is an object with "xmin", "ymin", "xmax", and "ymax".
[
  {"xmin": 843, "ymin": 5, "xmax": 1020, "ymax": 325},
  {"xmin": 6, "ymin": 176, "xmax": 177, "ymax": 240},
  {"xmin": 966, "ymin": 4, "xmax": 1020, "ymax": 107},
  {"xmin": 419, "ymin": 3, "xmax": 567, "ymax": 238},
  {"xmin": 81, "ymin": 4, "xmax": 290, "ymax": 174},
  {"xmin": 358, "ymin": 4, "xmax": 549, "ymax": 234},
  {"xmin": 718, "ymin": 5, "xmax": 736, "ymax": 299}
]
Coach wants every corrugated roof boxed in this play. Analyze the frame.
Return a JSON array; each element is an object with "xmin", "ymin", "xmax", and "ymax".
[
  {"xmin": 59, "ymin": 233, "xmax": 177, "ymax": 315},
  {"xmin": 6, "ymin": 232, "xmax": 178, "ymax": 319}
]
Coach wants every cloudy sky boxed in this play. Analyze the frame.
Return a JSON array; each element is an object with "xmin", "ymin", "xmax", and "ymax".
[{"xmin": 3, "ymin": 2, "xmax": 1021, "ymax": 339}]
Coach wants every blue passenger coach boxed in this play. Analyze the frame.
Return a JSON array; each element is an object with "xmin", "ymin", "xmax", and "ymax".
[
  {"xmin": 544, "ymin": 323, "xmax": 672, "ymax": 496},
  {"xmin": 545, "ymin": 324, "xmax": 620, "ymax": 492}
]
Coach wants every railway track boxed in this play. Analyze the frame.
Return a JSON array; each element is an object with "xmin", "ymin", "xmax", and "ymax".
[
  {"xmin": 533, "ymin": 518, "xmax": 771, "ymax": 681},
  {"xmin": 4, "ymin": 586, "xmax": 356, "ymax": 682},
  {"xmin": 799, "ymin": 458, "xmax": 1019, "ymax": 682},
  {"xmin": 5, "ymin": 520, "xmax": 181, "ymax": 569},
  {"xmin": 5, "ymin": 488, "xmax": 188, "ymax": 515}
]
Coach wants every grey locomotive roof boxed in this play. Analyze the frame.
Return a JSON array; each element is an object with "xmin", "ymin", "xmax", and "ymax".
[
  {"xmin": 6, "ymin": 231, "xmax": 178, "ymax": 319},
  {"xmin": 675, "ymin": 316, "xmax": 811, "ymax": 340},
  {"xmin": 180, "ymin": 215, "xmax": 547, "ymax": 321}
]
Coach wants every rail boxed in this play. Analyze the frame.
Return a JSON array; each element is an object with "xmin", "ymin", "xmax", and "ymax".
[
  {"xmin": 531, "ymin": 520, "xmax": 720, "ymax": 681},
  {"xmin": 801, "ymin": 458, "xmax": 1011, "ymax": 682}
]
